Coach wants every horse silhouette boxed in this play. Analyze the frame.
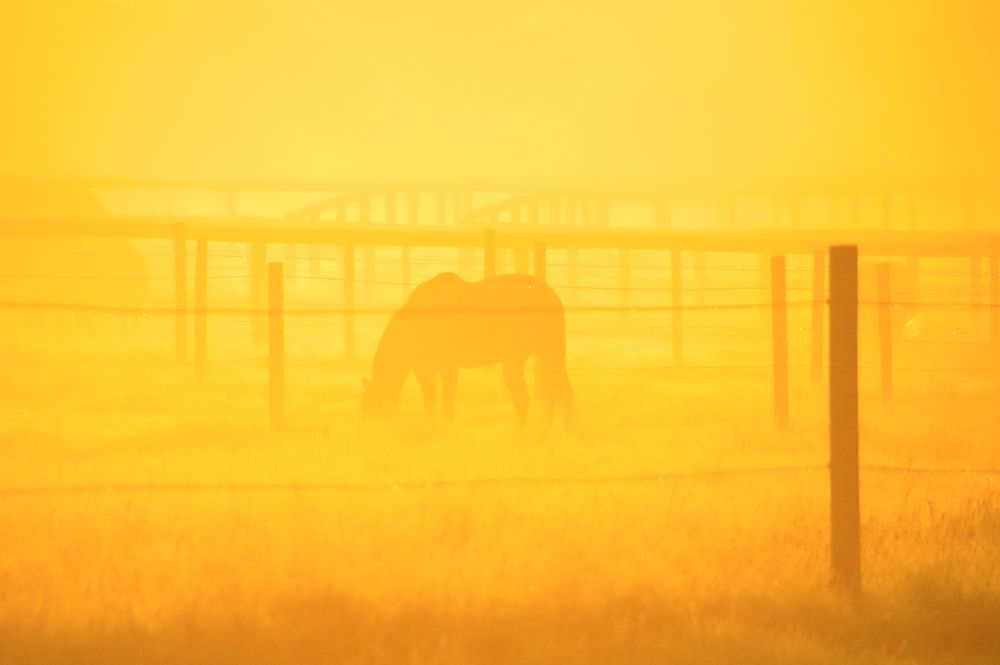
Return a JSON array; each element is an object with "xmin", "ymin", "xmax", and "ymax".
[{"xmin": 361, "ymin": 272, "xmax": 572, "ymax": 425}]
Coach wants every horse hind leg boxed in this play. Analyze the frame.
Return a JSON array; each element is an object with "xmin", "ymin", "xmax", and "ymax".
[{"xmin": 502, "ymin": 361, "xmax": 529, "ymax": 426}]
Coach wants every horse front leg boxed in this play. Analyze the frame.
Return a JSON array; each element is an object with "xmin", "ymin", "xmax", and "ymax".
[
  {"xmin": 502, "ymin": 360, "xmax": 529, "ymax": 426},
  {"xmin": 413, "ymin": 367, "xmax": 437, "ymax": 417},
  {"xmin": 441, "ymin": 368, "xmax": 458, "ymax": 423}
]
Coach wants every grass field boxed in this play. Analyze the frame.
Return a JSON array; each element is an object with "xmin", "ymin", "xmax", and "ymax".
[{"xmin": 1, "ymin": 250, "xmax": 999, "ymax": 664}]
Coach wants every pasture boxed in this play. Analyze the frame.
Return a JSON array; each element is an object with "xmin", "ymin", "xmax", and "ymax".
[{"xmin": 1, "ymin": 242, "xmax": 998, "ymax": 664}]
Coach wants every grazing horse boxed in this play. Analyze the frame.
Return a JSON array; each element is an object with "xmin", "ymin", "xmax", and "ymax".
[{"xmin": 361, "ymin": 272, "xmax": 572, "ymax": 425}]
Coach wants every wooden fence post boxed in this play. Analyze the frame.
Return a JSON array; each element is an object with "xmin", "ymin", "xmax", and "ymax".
[
  {"xmin": 173, "ymin": 223, "xmax": 187, "ymax": 363},
  {"xmin": 344, "ymin": 238, "xmax": 355, "ymax": 359},
  {"xmin": 877, "ymin": 263, "xmax": 893, "ymax": 401},
  {"xmin": 251, "ymin": 240, "xmax": 266, "ymax": 346},
  {"xmin": 991, "ymin": 250, "xmax": 999, "ymax": 347},
  {"xmin": 812, "ymin": 250, "xmax": 826, "ymax": 383},
  {"xmin": 771, "ymin": 256, "xmax": 789, "ymax": 427},
  {"xmin": 268, "ymin": 262, "xmax": 285, "ymax": 433},
  {"xmin": 671, "ymin": 248, "xmax": 683, "ymax": 367},
  {"xmin": 194, "ymin": 239, "xmax": 208, "ymax": 381},
  {"xmin": 484, "ymin": 229, "xmax": 496, "ymax": 279},
  {"xmin": 829, "ymin": 245, "xmax": 861, "ymax": 592}
]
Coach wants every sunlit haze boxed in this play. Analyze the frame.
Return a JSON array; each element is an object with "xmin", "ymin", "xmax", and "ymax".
[
  {"xmin": 2, "ymin": 2, "xmax": 999, "ymax": 664},
  {"xmin": 3, "ymin": 1, "xmax": 1000, "ymax": 182}
]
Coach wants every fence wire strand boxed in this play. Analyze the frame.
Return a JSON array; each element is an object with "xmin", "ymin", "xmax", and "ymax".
[{"xmin": 2, "ymin": 463, "xmax": 997, "ymax": 498}]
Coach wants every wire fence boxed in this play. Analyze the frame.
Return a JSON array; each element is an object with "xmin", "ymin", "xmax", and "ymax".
[
  {"xmin": 1, "ymin": 463, "xmax": 997, "ymax": 498},
  {"xmin": 1, "ymin": 241, "xmax": 996, "ymax": 379}
]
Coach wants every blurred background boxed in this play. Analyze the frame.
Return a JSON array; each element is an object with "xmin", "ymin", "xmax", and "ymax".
[{"xmin": 2, "ymin": 0, "xmax": 999, "ymax": 185}]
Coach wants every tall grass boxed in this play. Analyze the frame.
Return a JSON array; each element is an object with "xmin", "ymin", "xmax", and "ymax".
[{"xmin": 1, "ymin": 343, "xmax": 998, "ymax": 664}]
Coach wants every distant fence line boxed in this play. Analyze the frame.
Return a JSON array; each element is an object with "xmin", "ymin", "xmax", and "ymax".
[
  {"xmin": 24, "ymin": 173, "xmax": 1000, "ymax": 236},
  {"xmin": 4, "ymin": 214, "xmax": 1000, "ymax": 592},
  {"xmin": 1, "ymin": 222, "xmax": 998, "ymax": 396}
]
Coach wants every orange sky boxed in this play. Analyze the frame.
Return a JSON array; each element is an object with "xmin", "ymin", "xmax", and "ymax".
[{"xmin": 2, "ymin": 0, "xmax": 999, "ymax": 183}]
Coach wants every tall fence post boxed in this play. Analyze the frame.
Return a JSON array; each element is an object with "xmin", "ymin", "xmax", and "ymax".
[
  {"xmin": 250, "ymin": 240, "xmax": 266, "ymax": 346},
  {"xmin": 484, "ymin": 229, "xmax": 496, "ymax": 279},
  {"xmin": 268, "ymin": 262, "xmax": 285, "ymax": 433},
  {"xmin": 771, "ymin": 255, "xmax": 789, "ymax": 427},
  {"xmin": 812, "ymin": 250, "xmax": 826, "ymax": 383},
  {"xmin": 829, "ymin": 245, "xmax": 861, "ymax": 592},
  {"xmin": 173, "ymin": 223, "xmax": 187, "ymax": 363},
  {"xmin": 991, "ymin": 250, "xmax": 999, "ymax": 347},
  {"xmin": 344, "ymin": 237, "xmax": 355, "ymax": 359},
  {"xmin": 877, "ymin": 263, "xmax": 893, "ymax": 401},
  {"xmin": 194, "ymin": 239, "xmax": 208, "ymax": 381},
  {"xmin": 671, "ymin": 248, "xmax": 683, "ymax": 367}
]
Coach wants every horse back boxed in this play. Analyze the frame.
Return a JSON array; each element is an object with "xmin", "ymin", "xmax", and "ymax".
[{"xmin": 395, "ymin": 273, "xmax": 564, "ymax": 368}]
